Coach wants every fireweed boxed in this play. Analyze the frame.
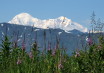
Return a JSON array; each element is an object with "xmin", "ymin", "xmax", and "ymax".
[
  {"xmin": 29, "ymin": 51, "xmax": 33, "ymax": 59},
  {"xmin": 0, "ymin": 35, "xmax": 104, "ymax": 73},
  {"xmin": 17, "ymin": 59, "xmax": 22, "ymax": 65},
  {"xmin": 86, "ymin": 37, "xmax": 93, "ymax": 45},
  {"xmin": 75, "ymin": 51, "xmax": 80, "ymax": 57}
]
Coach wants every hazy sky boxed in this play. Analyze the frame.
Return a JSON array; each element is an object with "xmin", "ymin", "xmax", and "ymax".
[{"xmin": 0, "ymin": 0, "xmax": 104, "ymax": 28}]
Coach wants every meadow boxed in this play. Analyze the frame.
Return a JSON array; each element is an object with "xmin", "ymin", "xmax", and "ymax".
[{"xmin": 0, "ymin": 31, "xmax": 104, "ymax": 73}]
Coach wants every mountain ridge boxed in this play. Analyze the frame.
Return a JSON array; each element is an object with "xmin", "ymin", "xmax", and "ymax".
[{"xmin": 9, "ymin": 13, "xmax": 88, "ymax": 32}]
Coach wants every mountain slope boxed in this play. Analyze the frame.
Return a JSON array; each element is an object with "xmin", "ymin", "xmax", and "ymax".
[
  {"xmin": 9, "ymin": 13, "xmax": 88, "ymax": 32},
  {"xmin": 0, "ymin": 23, "xmax": 87, "ymax": 55}
]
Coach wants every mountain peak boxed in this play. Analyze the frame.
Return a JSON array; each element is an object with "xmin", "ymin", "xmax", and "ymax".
[
  {"xmin": 8, "ymin": 13, "xmax": 88, "ymax": 32},
  {"xmin": 19, "ymin": 13, "xmax": 30, "ymax": 15},
  {"xmin": 58, "ymin": 16, "xmax": 65, "ymax": 19},
  {"xmin": 13, "ymin": 13, "xmax": 32, "ymax": 19},
  {"xmin": 58, "ymin": 16, "xmax": 68, "ymax": 20},
  {"xmin": 9, "ymin": 13, "xmax": 39, "ymax": 26}
]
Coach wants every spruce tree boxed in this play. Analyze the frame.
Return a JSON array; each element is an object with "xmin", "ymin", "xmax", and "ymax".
[{"xmin": 1, "ymin": 36, "xmax": 11, "ymax": 58}]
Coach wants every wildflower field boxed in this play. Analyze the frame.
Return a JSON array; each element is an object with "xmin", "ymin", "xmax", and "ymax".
[
  {"xmin": 0, "ymin": 34, "xmax": 104, "ymax": 73},
  {"xmin": 0, "ymin": 13, "xmax": 104, "ymax": 73}
]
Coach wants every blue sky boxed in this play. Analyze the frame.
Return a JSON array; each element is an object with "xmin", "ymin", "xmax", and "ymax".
[{"xmin": 0, "ymin": 0, "xmax": 104, "ymax": 28}]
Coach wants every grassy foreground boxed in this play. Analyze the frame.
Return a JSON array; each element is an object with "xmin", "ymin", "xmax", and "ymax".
[{"xmin": 0, "ymin": 35, "xmax": 104, "ymax": 73}]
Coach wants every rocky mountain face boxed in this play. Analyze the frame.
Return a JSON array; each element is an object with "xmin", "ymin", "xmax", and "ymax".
[{"xmin": 0, "ymin": 23, "xmax": 88, "ymax": 55}]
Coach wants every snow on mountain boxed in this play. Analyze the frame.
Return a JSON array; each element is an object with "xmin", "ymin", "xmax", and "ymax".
[
  {"xmin": 9, "ymin": 13, "xmax": 40, "ymax": 26},
  {"xmin": 9, "ymin": 13, "xmax": 88, "ymax": 32}
]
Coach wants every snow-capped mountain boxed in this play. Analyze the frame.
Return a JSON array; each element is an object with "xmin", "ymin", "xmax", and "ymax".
[
  {"xmin": 9, "ymin": 13, "xmax": 40, "ymax": 26},
  {"xmin": 9, "ymin": 13, "xmax": 88, "ymax": 32}
]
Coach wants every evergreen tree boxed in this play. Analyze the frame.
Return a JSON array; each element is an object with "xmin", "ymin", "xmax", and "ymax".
[{"xmin": 1, "ymin": 36, "xmax": 11, "ymax": 58}]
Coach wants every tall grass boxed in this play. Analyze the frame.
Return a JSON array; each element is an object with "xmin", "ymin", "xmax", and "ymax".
[{"xmin": 0, "ymin": 33, "xmax": 104, "ymax": 73}]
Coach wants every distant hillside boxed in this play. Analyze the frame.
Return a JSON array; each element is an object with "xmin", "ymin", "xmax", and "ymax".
[{"xmin": 0, "ymin": 23, "xmax": 99, "ymax": 55}]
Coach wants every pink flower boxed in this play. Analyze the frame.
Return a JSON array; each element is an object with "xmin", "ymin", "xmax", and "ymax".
[
  {"xmin": 54, "ymin": 45, "xmax": 57, "ymax": 50},
  {"xmin": 86, "ymin": 37, "xmax": 93, "ymax": 45},
  {"xmin": 29, "ymin": 52, "xmax": 33, "ymax": 59},
  {"xmin": 17, "ymin": 59, "xmax": 22, "ymax": 65},
  {"xmin": 22, "ymin": 41, "xmax": 25, "ymax": 51},
  {"xmin": 48, "ymin": 42, "xmax": 51, "ymax": 51},
  {"xmin": 98, "ymin": 45, "xmax": 102, "ymax": 49},
  {"xmin": 75, "ymin": 51, "xmax": 80, "ymax": 57},
  {"xmin": 52, "ymin": 50, "xmax": 56, "ymax": 56},
  {"xmin": 48, "ymin": 47, "xmax": 51, "ymax": 51},
  {"xmin": 52, "ymin": 46, "xmax": 57, "ymax": 56},
  {"xmin": 97, "ymin": 45, "xmax": 102, "ymax": 51},
  {"xmin": 58, "ymin": 63, "xmax": 63, "ymax": 69}
]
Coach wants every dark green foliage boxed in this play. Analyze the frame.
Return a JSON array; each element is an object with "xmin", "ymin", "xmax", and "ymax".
[
  {"xmin": 0, "ymin": 35, "xmax": 104, "ymax": 73},
  {"xmin": 1, "ymin": 36, "xmax": 11, "ymax": 58}
]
